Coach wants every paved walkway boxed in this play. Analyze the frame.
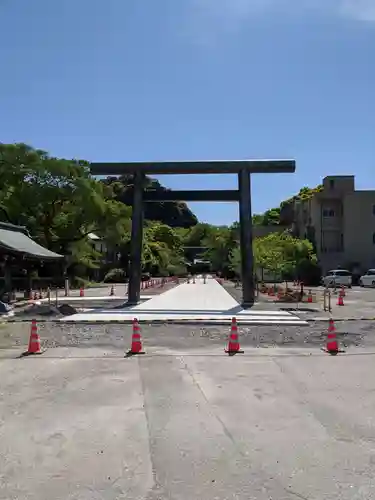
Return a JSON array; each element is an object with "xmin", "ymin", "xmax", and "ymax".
[{"xmin": 61, "ymin": 277, "xmax": 307, "ymax": 325}]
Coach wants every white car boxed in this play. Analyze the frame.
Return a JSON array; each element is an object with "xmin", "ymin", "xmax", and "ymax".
[
  {"xmin": 359, "ymin": 269, "xmax": 375, "ymax": 287},
  {"xmin": 322, "ymin": 270, "xmax": 352, "ymax": 288}
]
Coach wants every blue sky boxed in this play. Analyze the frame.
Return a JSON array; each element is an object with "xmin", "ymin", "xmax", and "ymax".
[{"xmin": 1, "ymin": 0, "xmax": 374, "ymax": 225}]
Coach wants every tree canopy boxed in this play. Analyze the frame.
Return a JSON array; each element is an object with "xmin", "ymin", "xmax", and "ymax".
[
  {"xmin": 0, "ymin": 143, "xmax": 194, "ymax": 278},
  {"xmin": 252, "ymin": 185, "xmax": 323, "ymax": 226},
  {"xmin": 229, "ymin": 232, "xmax": 317, "ymax": 281},
  {"xmin": 103, "ymin": 175, "xmax": 197, "ymax": 228}
]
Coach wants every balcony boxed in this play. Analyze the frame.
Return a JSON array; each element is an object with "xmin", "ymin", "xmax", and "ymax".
[
  {"xmin": 321, "ymin": 208, "xmax": 343, "ymax": 230},
  {"xmin": 321, "ymin": 221, "xmax": 343, "ymax": 231}
]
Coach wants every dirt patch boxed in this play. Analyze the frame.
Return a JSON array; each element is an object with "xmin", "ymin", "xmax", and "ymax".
[
  {"xmin": 21, "ymin": 304, "xmax": 62, "ymax": 317},
  {"xmin": 280, "ymin": 307, "xmax": 321, "ymax": 313},
  {"xmin": 58, "ymin": 304, "xmax": 78, "ymax": 316}
]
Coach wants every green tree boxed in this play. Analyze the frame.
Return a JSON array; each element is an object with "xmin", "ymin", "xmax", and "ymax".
[
  {"xmin": 142, "ymin": 222, "xmax": 186, "ymax": 275},
  {"xmin": 262, "ymin": 208, "xmax": 280, "ymax": 225},
  {"xmin": 229, "ymin": 245, "xmax": 241, "ymax": 276},
  {"xmin": 103, "ymin": 175, "xmax": 198, "ymax": 228},
  {"xmin": 252, "ymin": 214, "xmax": 264, "ymax": 225},
  {"xmin": 229, "ymin": 231, "xmax": 317, "ymax": 281},
  {"xmin": 182, "ymin": 223, "xmax": 215, "ymax": 247},
  {"xmin": 0, "ymin": 143, "xmax": 131, "ymax": 271},
  {"xmin": 202, "ymin": 225, "xmax": 237, "ymax": 275}
]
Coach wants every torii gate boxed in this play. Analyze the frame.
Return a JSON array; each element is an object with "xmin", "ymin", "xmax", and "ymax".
[{"xmin": 90, "ymin": 160, "xmax": 295, "ymax": 308}]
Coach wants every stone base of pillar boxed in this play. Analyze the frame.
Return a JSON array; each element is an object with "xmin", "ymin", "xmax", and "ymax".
[{"xmin": 241, "ymin": 300, "xmax": 254, "ymax": 309}]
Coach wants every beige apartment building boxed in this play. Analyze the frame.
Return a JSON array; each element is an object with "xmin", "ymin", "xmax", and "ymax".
[{"xmin": 292, "ymin": 175, "xmax": 375, "ymax": 274}]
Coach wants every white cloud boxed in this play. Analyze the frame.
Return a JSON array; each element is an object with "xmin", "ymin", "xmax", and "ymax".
[
  {"xmin": 184, "ymin": 0, "xmax": 375, "ymax": 34},
  {"xmin": 182, "ymin": 0, "xmax": 284, "ymax": 44},
  {"xmin": 187, "ymin": 0, "xmax": 281, "ymax": 24},
  {"xmin": 341, "ymin": 0, "xmax": 375, "ymax": 21}
]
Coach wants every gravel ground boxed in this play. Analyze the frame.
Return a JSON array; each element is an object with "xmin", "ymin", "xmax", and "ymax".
[
  {"xmin": 223, "ymin": 280, "xmax": 375, "ymax": 320},
  {"xmin": 1, "ymin": 319, "xmax": 373, "ymax": 353}
]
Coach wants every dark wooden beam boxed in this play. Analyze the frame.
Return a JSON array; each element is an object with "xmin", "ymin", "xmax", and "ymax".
[
  {"xmin": 143, "ymin": 190, "xmax": 240, "ymax": 202},
  {"xmin": 238, "ymin": 169, "xmax": 254, "ymax": 307},
  {"xmin": 91, "ymin": 159, "xmax": 295, "ymax": 176},
  {"xmin": 127, "ymin": 172, "xmax": 144, "ymax": 305}
]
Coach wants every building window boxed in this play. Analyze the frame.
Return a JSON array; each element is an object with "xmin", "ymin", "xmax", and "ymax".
[
  {"xmin": 329, "ymin": 179, "xmax": 335, "ymax": 189},
  {"xmin": 323, "ymin": 209, "xmax": 335, "ymax": 217}
]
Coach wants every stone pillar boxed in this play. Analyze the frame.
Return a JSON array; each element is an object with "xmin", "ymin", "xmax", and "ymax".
[
  {"xmin": 238, "ymin": 169, "xmax": 255, "ymax": 307},
  {"xmin": 127, "ymin": 172, "xmax": 144, "ymax": 305}
]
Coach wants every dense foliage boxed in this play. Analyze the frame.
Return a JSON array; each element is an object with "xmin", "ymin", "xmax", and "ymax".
[
  {"xmin": 229, "ymin": 232, "xmax": 319, "ymax": 282},
  {"xmin": 252, "ymin": 185, "xmax": 323, "ymax": 226},
  {"xmin": 0, "ymin": 143, "xmax": 319, "ymax": 285},
  {"xmin": 0, "ymin": 143, "xmax": 197, "ymax": 281},
  {"xmin": 102, "ymin": 175, "xmax": 197, "ymax": 228}
]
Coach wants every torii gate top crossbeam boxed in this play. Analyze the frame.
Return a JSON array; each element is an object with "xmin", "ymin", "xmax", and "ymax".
[{"xmin": 90, "ymin": 159, "xmax": 295, "ymax": 176}]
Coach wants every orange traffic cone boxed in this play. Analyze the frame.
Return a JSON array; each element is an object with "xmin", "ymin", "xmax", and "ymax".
[
  {"xmin": 225, "ymin": 318, "xmax": 244, "ymax": 355},
  {"xmin": 23, "ymin": 319, "xmax": 44, "ymax": 356},
  {"xmin": 337, "ymin": 290, "xmax": 344, "ymax": 306},
  {"xmin": 79, "ymin": 287, "xmax": 84, "ymax": 297},
  {"xmin": 126, "ymin": 318, "xmax": 145, "ymax": 356},
  {"xmin": 324, "ymin": 319, "xmax": 339, "ymax": 355},
  {"xmin": 307, "ymin": 290, "xmax": 313, "ymax": 303}
]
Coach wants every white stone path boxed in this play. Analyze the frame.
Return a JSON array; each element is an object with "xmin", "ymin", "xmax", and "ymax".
[{"xmin": 61, "ymin": 277, "xmax": 307, "ymax": 325}]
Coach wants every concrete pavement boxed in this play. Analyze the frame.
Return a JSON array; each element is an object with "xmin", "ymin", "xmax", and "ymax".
[
  {"xmin": 0, "ymin": 356, "xmax": 153, "ymax": 500},
  {"xmin": 2, "ymin": 344, "xmax": 375, "ymax": 499},
  {"xmin": 59, "ymin": 278, "xmax": 307, "ymax": 325}
]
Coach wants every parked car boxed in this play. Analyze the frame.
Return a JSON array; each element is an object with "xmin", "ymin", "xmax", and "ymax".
[
  {"xmin": 359, "ymin": 269, "xmax": 375, "ymax": 287},
  {"xmin": 322, "ymin": 269, "xmax": 352, "ymax": 288}
]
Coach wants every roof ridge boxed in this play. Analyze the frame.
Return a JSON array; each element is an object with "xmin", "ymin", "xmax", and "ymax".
[{"xmin": 0, "ymin": 221, "xmax": 29, "ymax": 236}]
